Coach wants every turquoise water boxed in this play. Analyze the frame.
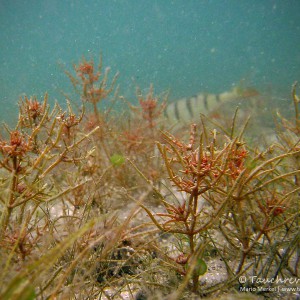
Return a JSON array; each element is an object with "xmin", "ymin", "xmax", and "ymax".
[{"xmin": 1, "ymin": 0, "xmax": 300, "ymax": 123}]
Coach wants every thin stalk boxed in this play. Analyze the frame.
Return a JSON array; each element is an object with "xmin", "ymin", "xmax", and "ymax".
[{"xmin": 0, "ymin": 158, "xmax": 19, "ymax": 235}]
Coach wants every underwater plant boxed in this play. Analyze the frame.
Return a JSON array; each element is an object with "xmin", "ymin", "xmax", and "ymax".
[
  {"xmin": 115, "ymin": 84, "xmax": 169, "ymax": 191},
  {"xmin": 1, "ymin": 53, "xmax": 299, "ymax": 299},
  {"xmin": 129, "ymin": 96, "xmax": 300, "ymax": 297},
  {"xmin": 0, "ymin": 93, "xmax": 104, "ymax": 297},
  {"xmin": 0, "ymin": 94, "xmax": 97, "ymax": 234},
  {"xmin": 65, "ymin": 55, "xmax": 119, "ymax": 122}
]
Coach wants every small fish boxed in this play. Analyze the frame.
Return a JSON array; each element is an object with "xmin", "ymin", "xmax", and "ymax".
[{"xmin": 164, "ymin": 86, "xmax": 259, "ymax": 123}]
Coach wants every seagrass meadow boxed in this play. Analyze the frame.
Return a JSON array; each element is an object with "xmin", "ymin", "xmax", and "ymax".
[{"xmin": 0, "ymin": 56, "xmax": 299, "ymax": 300}]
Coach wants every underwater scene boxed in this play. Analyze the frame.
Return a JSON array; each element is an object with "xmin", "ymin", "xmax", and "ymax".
[{"xmin": 0, "ymin": 1, "xmax": 299, "ymax": 299}]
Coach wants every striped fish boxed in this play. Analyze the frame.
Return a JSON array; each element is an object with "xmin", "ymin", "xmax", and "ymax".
[{"xmin": 164, "ymin": 86, "xmax": 259, "ymax": 123}]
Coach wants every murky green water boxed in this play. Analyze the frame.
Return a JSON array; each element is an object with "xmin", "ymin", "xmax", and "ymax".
[{"xmin": 1, "ymin": 0, "xmax": 300, "ymax": 124}]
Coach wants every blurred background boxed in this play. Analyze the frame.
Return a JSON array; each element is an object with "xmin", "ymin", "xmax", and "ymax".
[{"xmin": 1, "ymin": 0, "xmax": 300, "ymax": 122}]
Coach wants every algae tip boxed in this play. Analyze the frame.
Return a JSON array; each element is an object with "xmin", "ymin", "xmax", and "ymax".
[{"xmin": 110, "ymin": 153, "xmax": 125, "ymax": 166}]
